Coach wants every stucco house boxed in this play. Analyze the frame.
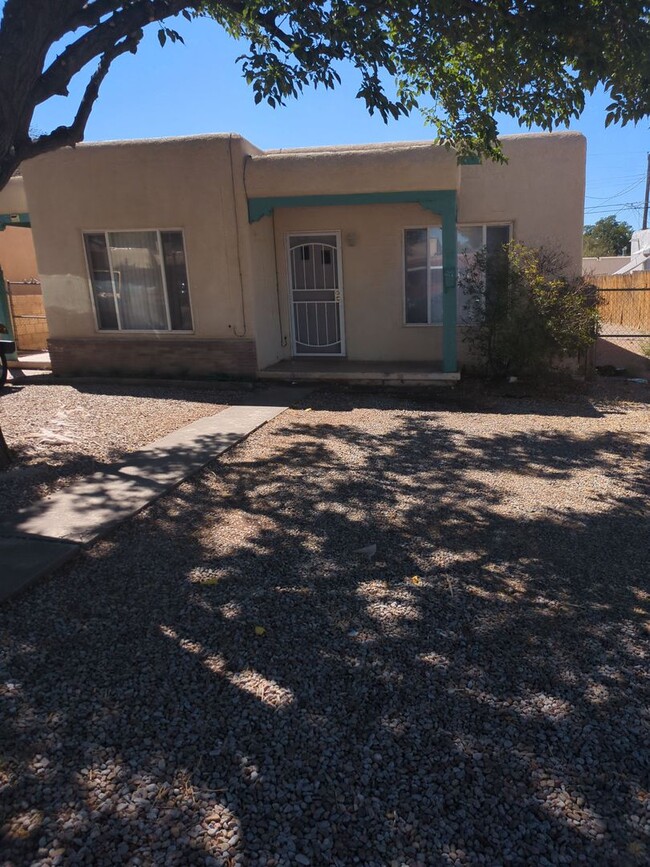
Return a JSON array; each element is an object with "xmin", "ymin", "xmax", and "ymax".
[
  {"xmin": 0, "ymin": 130, "xmax": 586, "ymax": 382},
  {"xmin": 583, "ymin": 230, "xmax": 650, "ymax": 277},
  {"xmin": 616, "ymin": 229, "xmax": 650, "ymax": 274}
]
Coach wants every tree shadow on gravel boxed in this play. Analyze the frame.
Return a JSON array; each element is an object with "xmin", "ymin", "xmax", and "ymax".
[
  {"xmin": 1, "ymin": 390, "xmax": 649, "ymax": 866},
  {"xmin": 0, "ymin": 443, "xmax": 118, "ymax": 522},
  {"xmin": 0, "ymin": 381, "xmax": 245, "ymax": 520}
]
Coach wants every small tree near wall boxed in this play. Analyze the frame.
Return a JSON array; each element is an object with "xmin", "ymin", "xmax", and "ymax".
[{"xmin": 460, "ymin": 242, "xmax": 600, "ymax": 377}]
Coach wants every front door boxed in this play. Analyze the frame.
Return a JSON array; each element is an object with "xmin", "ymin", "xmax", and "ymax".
[{"xmin": 288, "ymin": 233, "xmax": 345, "ymax": 356}]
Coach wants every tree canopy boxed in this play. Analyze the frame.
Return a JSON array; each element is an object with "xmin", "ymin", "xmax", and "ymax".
[
  {"xmin": 0, "ymin": 1, "xmax": 648, "ymax": 190},
  {"xmin": 583, "ymin": 215, "xmax": 634, "ymax": 257}
]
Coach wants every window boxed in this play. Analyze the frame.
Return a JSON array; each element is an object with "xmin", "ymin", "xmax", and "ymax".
[
  {"xmin": 457, "ymin": 224, "xmax": 510, "ymax": 323},
  {"xmin": 404, "ymin": 224, "xmax": 511, "ymax": 325},
  {"xmin": 84, "ymin": 230, "xmax": 193, "ymax": 331},
  {"xmin": 404, "ymin": 227, "xmax": 444, "ymax": 324}
]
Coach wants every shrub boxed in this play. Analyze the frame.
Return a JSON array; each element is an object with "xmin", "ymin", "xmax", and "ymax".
[{"xmin": 460, "ymin": 241, "xmax": 600, "ymax": 377}]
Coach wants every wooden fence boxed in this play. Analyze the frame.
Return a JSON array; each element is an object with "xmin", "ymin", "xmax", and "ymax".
[
  {"xmin": 7, "ymin": 281, "xmax": 49, "ymax": 351},
  {"xmin": 592, "ymin": 273, "xmax": 650, "ymax": 290},
  {"xmin": 594, "ymin": 273, "xmax": 650, "ymax": 334}
]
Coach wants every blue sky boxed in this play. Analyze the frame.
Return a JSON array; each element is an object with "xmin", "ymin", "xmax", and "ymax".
[{"xmin": 32, "ymin": 14, "xmax": 650, "ymax": 230}]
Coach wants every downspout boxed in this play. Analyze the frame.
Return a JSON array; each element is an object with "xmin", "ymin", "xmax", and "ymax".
[
  {"xmin": 271, "ymin": 209, "xmax": 287, "ymax": 349},
  {"xmin": 228, "ymin": 134, "xmax": 247, "ymax": 337}
]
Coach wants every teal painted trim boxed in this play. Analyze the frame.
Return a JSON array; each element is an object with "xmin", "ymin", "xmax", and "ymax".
[
  {"xmin": 0, "ymin": 268, "xmax": 17, "ymax": 360},
  {"xmin": 440, "ymin": 196, "xmax": 458, "ymax": 373},
  {"xmin": 0, "ymin": 212, "xmax": 30, "ymax": 230},
  {"xmin": 247, "ymin": 187, "xmax": 458, "ymax": 374},
  {"xmin": 247, "ymin": 190, "xmax": 457, "ymax": 223}
]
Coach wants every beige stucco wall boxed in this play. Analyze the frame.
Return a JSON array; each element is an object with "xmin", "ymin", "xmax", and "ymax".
[
  {"xmin": 0, "ymin": 176, "xmax": 29, "ymax": 214},
  {"xmin": 0, "ymin": 177, "xmax": 38, "ymax": 283},
  {"xmin": 246, "ymin": 139, "xmax": 457, "ymax": 367},
  {"xmin": 271, "ymin": 203, "xmax": 445, "ymax": 363},
  {"xmin": 22, "ymin": 135, "xmax": 261, "ymax": 353},
  {"xmin": 260, "ymin": 133, "xmax": 586, "ymax": 366},
  {"xmin": 248, "ymin": 216, "xmax": 285, "ymax": 369},
  {"xmin": 20, "ymin": 130, "xmax": 586, "ymax": 373},
  {"xmin": 458, "ymin": 132, "xmax": 586, "ymax": 274},
  {"xmin": 0, "ymin": 226, "xmax": 39, "ymax": 283},
  {"xmin": 583, "ymin": 256, "xmax": 631, "ymax": 276},
  {"xmin": 246, "ymin": 140, "xmax": 459, "ymax": 197}
]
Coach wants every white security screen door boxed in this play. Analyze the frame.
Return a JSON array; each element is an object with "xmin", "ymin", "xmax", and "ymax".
[{"xmin": 288, "ymin": 233, "xmax": 345, "ymax": 356}]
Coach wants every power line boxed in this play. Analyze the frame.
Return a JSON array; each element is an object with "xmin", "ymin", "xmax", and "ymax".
[
  {"xmin": 584, "ymin": 201, "xmax": 646, "ymax": 211},
  {"xmin": 586, "ymin": 172, "xmax": 648, "ymax": 184},
  {"xmin": 642, "ymin": 152, "xmax": 650, "ymax": 229},
  {"xmin": 588, "ymin": 150, "xmax": 649, "ymax": 156},
  {"xmin": 585, "ymin": 178, "xmax": 644, "ymax": 201}
]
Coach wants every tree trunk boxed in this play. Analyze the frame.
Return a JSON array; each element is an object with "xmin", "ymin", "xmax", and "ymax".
[{"xmin": 0, "ymin": 425, "xmax": 12, "ymax": 470}]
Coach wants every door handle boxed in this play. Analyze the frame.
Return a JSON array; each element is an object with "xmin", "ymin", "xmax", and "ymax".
[{"xmin": 334, "ymin": 290, "xmax": 342, "ymax": 302}]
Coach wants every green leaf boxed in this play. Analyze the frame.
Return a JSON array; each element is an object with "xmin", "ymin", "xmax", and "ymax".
[{"xmin": 27, "ymin": 0, "xmax": 650, "ymax": 164}]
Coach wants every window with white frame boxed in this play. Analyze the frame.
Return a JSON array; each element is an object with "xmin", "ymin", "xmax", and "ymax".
[
  {"xmin": 404, "ymin": 227, "xmax": 444, "ymax": 324},
  {"xmin": 457, "ymin": 224, "xmax": 511, "ymax": 323},
  {"xmin": 404, "ymin": 224, "xmax": 511, "ymax": 325},
  {"xmin": 84, "ymin": 230, "xmax": 193, "ymax": 331}
]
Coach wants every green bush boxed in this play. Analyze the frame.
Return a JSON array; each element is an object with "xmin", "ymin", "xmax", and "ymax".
[{"xmin": 460, "ymin": 242, "xmax": 600, "ymax": 377}]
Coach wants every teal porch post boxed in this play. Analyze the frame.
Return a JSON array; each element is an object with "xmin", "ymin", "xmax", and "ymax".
[
  {"xmin": 247, "ymin": 189, "xmax": 459, "ymax": 372},
  {"xmin": 440, "ymin": 197, "xmax": 458, "ymax": 373},
  {"xmin": 0, "ymin": 267, "xmax": 17, "ymax": 361}
]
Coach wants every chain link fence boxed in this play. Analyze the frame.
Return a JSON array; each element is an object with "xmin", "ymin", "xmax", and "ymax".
[{"xmin": 594, "ymin": 275, "xmax": 650, "ymax": 374}]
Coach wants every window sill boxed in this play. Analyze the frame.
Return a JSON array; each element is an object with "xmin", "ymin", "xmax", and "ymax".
[
  {"xmin": 94, "ymin": 330, "xmax": 196, "ymax": 336},
  {"xmin": 402, "ymin": 323, "xmax": 479, "ymax": 328}
]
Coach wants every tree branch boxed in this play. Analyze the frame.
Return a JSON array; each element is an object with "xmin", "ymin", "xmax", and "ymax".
[
  {"xmin": 34, "ymin": 0, "xmax": 198, "ymax": 105},
  {"xmin": 17, "ymin": 30, "xmax": 143, "ymax": 164},
  {"xmin": 60, "ymin": 0, "xmax": 126, "ymax": 38}
]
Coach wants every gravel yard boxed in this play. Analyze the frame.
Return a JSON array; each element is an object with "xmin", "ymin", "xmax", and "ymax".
[
  {"xmin": 1, "ymin": 382, "xmax": 649, "ymax": 866},
  {"xmin": 0, "ymin": 383, "xmax": 236, "ymax": 518}
]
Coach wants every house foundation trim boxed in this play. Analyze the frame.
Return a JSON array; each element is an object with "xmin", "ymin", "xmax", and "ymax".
[{"xmin": 247, "ymin": 189, "xmax": 458, "ymax": 372}]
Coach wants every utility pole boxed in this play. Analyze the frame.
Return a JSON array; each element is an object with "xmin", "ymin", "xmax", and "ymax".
[{"xmin": 642, "ymin": 153, "xmax": 650, "ymax": 229}]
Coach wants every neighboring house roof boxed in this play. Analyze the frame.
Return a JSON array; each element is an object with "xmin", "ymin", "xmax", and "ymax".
[{"xmin": 614, "ymin": 229, "xmax": 650, "ymax": 274}]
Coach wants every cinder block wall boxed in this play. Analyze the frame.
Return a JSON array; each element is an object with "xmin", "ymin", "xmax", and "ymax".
[{"xmin": 48, "ymin": 338, "xmax": 257, "ymax": 379}]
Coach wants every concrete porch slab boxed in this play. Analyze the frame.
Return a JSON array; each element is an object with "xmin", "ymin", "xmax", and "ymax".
[
  {"xmin": 8, "ymin": 351, "xmax": 52, "ymax": 370},
  {"xmin": 259, "ymin": 359, "xmax": 460, "ymax": 384}
]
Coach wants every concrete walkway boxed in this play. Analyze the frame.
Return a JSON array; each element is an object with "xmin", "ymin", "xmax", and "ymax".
[{"xmin": 0, "ymin": 387, "xmax": 308, "ymax": 602}]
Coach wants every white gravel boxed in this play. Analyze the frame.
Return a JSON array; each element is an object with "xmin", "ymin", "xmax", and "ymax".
[
  {"xmin": 1, "ymin": 381, "xmax": 649, "ymax": 865},
  {"xmin": 0, "ymin": 383, "xmax": 238, "ymax": 518}
]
